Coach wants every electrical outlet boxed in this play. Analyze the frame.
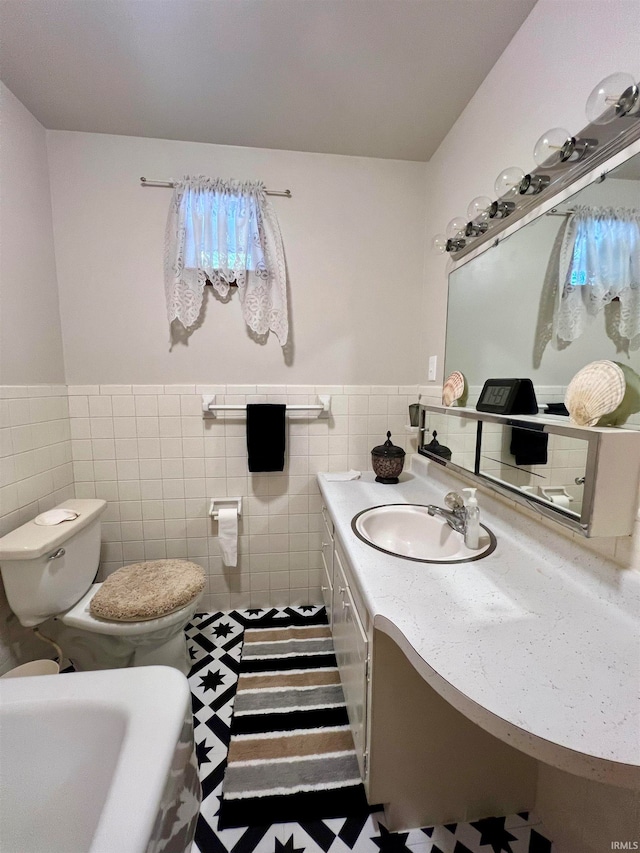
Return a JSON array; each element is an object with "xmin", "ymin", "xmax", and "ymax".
[{"xmin": 428, "ymin": 355, "xmax": 437, "ymax": 381}]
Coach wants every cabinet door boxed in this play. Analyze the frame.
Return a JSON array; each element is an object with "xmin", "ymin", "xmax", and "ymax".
[
  {"xmin": 321, "ymin": 507, "xmax": 334, "ymax": 627},
  {"xmin": 332, "ymin": 548, "xmax": 369, "ymax": 781}
]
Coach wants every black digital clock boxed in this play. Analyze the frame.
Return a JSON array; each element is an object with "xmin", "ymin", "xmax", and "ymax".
[{"xmin": 476, "ymin": 379, "xmax": 538, "ymax": 415}]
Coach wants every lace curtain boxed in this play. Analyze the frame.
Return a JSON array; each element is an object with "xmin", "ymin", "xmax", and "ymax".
[
  {"xmin": 554, "ymin": 205, "xmax": 640, "ymax": 346},
  {"xmin": 164, "ymin": 176, "xmax": 288, "ymax": 346}
]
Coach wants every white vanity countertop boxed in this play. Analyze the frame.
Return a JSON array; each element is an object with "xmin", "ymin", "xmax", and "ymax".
[{"xmin": 318, "ymin": 456, "xmax": 640, "ymax": 789}]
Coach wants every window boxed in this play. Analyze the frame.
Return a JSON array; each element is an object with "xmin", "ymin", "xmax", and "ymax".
[
  {"xmin": 181, "ymin": 187, "xmax": 265, "ymax": 274},
  {"xmin": 165, "ymin": 176, "xmax": 288, "ymax": 346}
]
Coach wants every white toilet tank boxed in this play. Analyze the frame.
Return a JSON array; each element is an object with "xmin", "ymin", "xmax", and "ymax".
[{"xmin": 0, "ymin": 499, "xmax": 107, "ymax": 627}]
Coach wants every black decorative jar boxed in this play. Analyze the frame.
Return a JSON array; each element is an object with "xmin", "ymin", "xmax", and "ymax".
[
  {"xmin": 371, "ymin": 431, "xmax": 405, "ymax": 484},
  {"xmin": 423, "ymin": 429, "xmax": 452, "ymax": 461}
]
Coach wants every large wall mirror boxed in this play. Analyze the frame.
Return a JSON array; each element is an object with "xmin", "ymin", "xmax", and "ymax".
[{"xmin": 445, "ymin": 140, "xmax": 640, "ymax": 427}]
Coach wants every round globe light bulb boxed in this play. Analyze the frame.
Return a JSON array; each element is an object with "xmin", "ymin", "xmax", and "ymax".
[
  {"xmin": 533, "ymin": 127, "xmax": 571, "ymax": 167},
  {"xmin": 586, "ymin": 72, "xmax": 638, "ymax": 124},
  {"xmin": 446, "ymin": 217, "xmax": 467, "ymax": 239},
  {"xmin": 431, "ymin": 234, "xmax": 448, "ymax": 255},
  {"xmin": 494, "ymin": 167, "xmax": 525, "ymax": 198},
  {"xmin": 466, "ymin": 196, "xmax": 493, "ymax": 220}
]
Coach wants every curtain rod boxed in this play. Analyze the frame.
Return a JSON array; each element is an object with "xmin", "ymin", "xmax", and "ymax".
[{"xmin": 140, "ymin": 177, "xmax": 292, "ymax": 197}]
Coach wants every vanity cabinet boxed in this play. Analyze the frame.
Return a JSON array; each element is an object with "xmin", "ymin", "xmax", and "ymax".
[
  {"xmin": 324, "ymin": 504, "xmax": 537, "ymax": 832},
  {"xmin": 331, "ymin": 541, "xmax": 369, "ymax": 780},
  {"xmin": 320, "ymin": 506, "xmax": 334, "ymax": 626}
]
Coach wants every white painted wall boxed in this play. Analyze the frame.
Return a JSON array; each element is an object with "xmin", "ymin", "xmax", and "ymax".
[
  {"xmin": 420, "ymin": 0, "xmax": 640, "ymax": 385},
  {"xmin": 47, "ymin": 132, "xmax": 427, "ymax": 386},
  {"xmin": 0, "ymin": 84, "xmax": 70, "ymax": 672},
  {"xmin": 418, "ymin": 3, "xmax": 640, "ymax": 842},
  {"xmin": 0, "ymin": 83, "xmax": 65, "ymax": 384}
]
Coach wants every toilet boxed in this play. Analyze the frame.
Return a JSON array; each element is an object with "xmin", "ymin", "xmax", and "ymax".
[{"xmin": 0, "ymin": 499, "xmax": 204, "ymax": 675}]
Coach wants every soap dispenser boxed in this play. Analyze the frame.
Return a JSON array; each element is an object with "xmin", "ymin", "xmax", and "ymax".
[{"xmin": 462, "ymin": 488, "xmax": 480, "ymax": 550}]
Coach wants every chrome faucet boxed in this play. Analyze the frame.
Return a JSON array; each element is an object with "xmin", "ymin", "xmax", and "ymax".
[{"xmin": 427, "ymin": 491, "xmax": 467, "ymax": 535}]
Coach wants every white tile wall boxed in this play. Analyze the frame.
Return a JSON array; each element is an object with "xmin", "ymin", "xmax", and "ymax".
[
  {"xmin": 68, "ymin": 384, "xmax": 423, "ymax": 611},
  {"xmin": 0, "ymin": 385, "xmax": 74, "ymax": 673},
  {"xmin": 0, "ymin": 385, "xmax": 74, "ymax": 533},
  {"xmin": 1, "ymin": 380, "xmax": 637, "ymax": 672}
]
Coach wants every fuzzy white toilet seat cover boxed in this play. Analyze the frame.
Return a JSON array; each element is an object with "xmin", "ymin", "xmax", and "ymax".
[{"xmin": 90, "ymin": 559, "xmax": 205, "ymax": 622}]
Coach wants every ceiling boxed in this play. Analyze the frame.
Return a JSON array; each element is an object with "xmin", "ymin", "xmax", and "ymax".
[{"xmin": 0, "ymin": 0, "xmax": 537, "ymax": 161}]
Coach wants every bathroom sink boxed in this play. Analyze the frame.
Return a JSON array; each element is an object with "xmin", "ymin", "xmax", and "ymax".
[
  {"xmin": 0, "ymin": 665, "xmax": 191, "ymax": 853},
  {"xmin": 351, "ymin": 503, "xmax": 496, "ymax": 563}
]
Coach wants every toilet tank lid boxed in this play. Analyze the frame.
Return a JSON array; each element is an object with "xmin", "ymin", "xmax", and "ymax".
[{"xmin": 0, "ymin": 499, "xmax": 107, "ymax": 560}]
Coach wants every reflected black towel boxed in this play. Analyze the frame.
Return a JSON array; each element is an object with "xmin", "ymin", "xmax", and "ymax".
[
  {"xmin": 544, "ymin": 403, "xmax": 570, "ymax": 417},
  {"xmin": 510, "ymin": 427, "xmax": 548, "ymax": 466},
  {"xmin": 246, "ymin": 404, "xmax": 286, "ymax": 472}
]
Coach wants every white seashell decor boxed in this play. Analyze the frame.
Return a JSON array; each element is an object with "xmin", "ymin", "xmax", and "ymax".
[
  {"xmin": 442, "ymin": 371, "xmax": 468, "ymax": 407},
  {"xmin": 564, "ymin": 360, "xmax": 626, "ymax": 427}
]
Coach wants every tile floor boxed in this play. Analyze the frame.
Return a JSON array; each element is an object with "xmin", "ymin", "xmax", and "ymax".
[{"xmin": 187, "ymin": 608, "xmax": 553, "ymax": 853}]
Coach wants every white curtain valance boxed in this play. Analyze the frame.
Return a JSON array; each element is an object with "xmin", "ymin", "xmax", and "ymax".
[
  {"xmin": 554, "ymin": 205, "xmax": 640, "ymax": 346},
  {"xmin": 164, "ymin": 176, "xmax": 288, "ymax": 346}
]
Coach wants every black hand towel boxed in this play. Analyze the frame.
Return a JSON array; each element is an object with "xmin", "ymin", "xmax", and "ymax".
[
  {"xmin": 510, "ymin": 427, "xmax": 548, "ymax": 466},
  {"xmin": 246, "ymin": 404, "xmax": 286, "ymax": 472}
]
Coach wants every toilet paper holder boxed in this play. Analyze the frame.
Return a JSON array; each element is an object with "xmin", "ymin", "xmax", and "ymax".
[
  {"xmin": 540, "ymin": 487, "xmax": 574, "ymax": 505},
  {"xmin": 209, "ymin": 497, "xmax": 242, "ymax": 520}
]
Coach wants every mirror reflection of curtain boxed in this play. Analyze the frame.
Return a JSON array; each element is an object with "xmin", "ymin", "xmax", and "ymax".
[
  {"xmin": 553, "ymin": 205, "xmax": 640, "ymax": 349},
  {"xmin": 533, "ymin": 217, "xmax": 571, "ymax": 367}
]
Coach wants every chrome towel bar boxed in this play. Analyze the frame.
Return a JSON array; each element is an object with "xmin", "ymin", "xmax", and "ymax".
[{"xmin": 201, "ymin": 395, "xmax": 331, "ymax": 418}]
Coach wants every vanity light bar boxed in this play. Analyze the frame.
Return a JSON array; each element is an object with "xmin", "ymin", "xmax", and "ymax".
[{"xmin": 433, "ymin": 71, "xmax": 640, "ymax": 258}]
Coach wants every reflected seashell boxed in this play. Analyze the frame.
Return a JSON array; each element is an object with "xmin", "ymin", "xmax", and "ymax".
[
  {"xmin": 600, "ymin": 362, "xmax": 640, "ymax": 427},
  {"xmin": 564, "ymin": 360, "xmax": 626, "ymax": 427},
  {"xmin": 442, "ymin": 371, "xmax": 468, "ymax": 407}
]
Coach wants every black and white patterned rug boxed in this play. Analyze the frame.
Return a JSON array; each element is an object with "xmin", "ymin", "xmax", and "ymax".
[
  {"xmin": 219, "ymin": 607, "xmax": 371, "ymax": 828},
  {"xmin": 187, "ymin": 608, "xmax": 553, "ymax": 853}
]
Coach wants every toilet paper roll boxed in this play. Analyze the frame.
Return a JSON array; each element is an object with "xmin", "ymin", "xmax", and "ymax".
[
  {"xmin": 547, "ymin": 493, "xmax": 571, "ymax": 509},
  {"xmin": 541, "ymin": 489, "xmax": 572, "ymax": 509},
  {"xmin": 218, "ymin": 507, "xmax": 238, "ymax": 567}
]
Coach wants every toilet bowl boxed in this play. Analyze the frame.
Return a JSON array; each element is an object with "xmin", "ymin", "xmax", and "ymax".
[
  {"xmin": 0, "ymin": 499, "xmax": 204, "ymax": 675},
  {"xmin": 50, "ymin": 583, "xmax": 202, "ymax": 673}
]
